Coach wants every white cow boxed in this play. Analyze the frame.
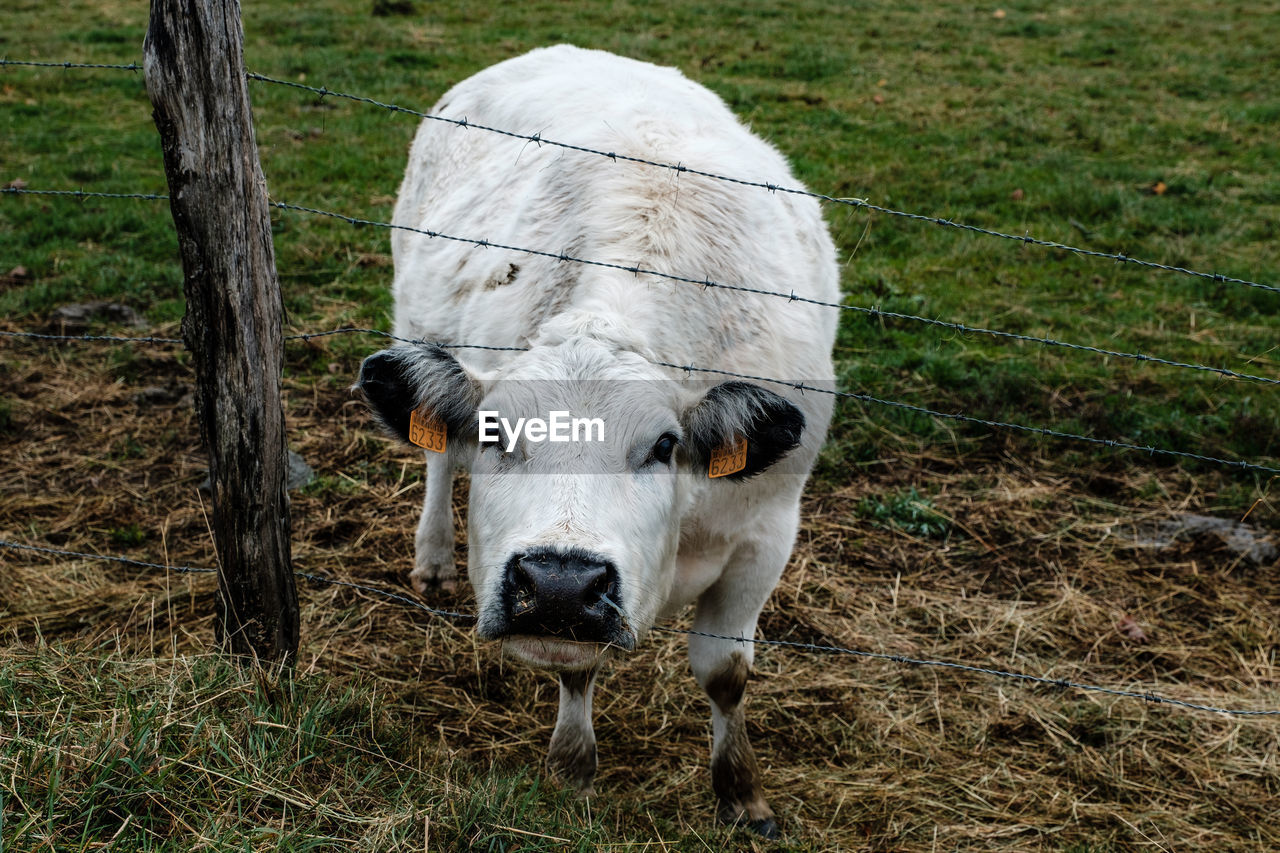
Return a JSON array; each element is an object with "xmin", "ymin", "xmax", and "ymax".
[{"xmin": 358, "ymin": 45, "xmax": 838, "ymax": 836}]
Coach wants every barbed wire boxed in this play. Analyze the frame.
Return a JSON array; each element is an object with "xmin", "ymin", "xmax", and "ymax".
[
  {"xmin": 0, "ymin": 330, "xmax": 183, "ymax": 344},
  {"xmin": 0, "ymin": 539, "xmax": 473, "ymax": 622},
  {"xmin": 650, "ymin": 626, "xmax": 1280, "ymax": 717},
  {"xmin": 290, "ymin": 327, "xmax": 529, "ymax": 353},
  {"xmin": 310, "ymin": 318, "xmax": 1279, "ymax": 387},
  {"xmin": 0, "ymin": 326, "xmax": 526, "ymax": 352},
  {"xmin": 834, "ymin": 307, "xmax": 1280, "ymax": 386},
  {"xmin": 1, "ymin": 188, "xmax": 168, "ymax": 201},
  {"xmin": 0, "ymin": 58, "xmax": 141, "ymax": 71},
  {"xmin": 3, "ymin": 57, "xmax": 1274, "ymax": 296},
  {"xmin": 0, "ymin": 539, "xmax": 213, "ymax": 575},
  {"xmin": 650, "ymin": 360, "xmax": 1280, "ymax": 476},
  {"xmin": 293, "ymin": 572, "xmax": 473, "ymax": 622},
  {"xmin": 267, "ymin": 199, "xmax": 1280, "ymax": 388},
  {"xmin": 241, "ymin": 72, "xmax": 1280, "ymax": 297},
  {"xmin": 2, "ymin": 320, "xmax": 1275, "ymax": 476},
  {"xmin": 4, "ymin": 538, "xmax": 1276, "ymax": 717},
  {"xmin": 6, "ymin": 186, "xmax": 1276, "ymax": 387}
]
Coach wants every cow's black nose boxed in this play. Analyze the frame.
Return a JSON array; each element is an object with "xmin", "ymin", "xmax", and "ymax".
[
  {"xmin": 499, "ymin": 547, "xmax": 627, "ymax": 645},
  {"xmin": 512, "ymin": 554, "xmax": 611, "ymax": 612}
]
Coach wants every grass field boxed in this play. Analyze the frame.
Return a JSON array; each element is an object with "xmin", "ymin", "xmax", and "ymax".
[{"xmin": 2, "ymin": 0, "xmax": 1278, "ymax": 850}]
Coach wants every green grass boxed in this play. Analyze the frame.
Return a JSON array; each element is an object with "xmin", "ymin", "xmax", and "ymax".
[
  {"xmin": 2, "ymin": 0, "xmax": 1279, "ymax": 850},
  {"xmin": 1, "ymin": 645, "xmax": 695, "ymax": 852},
  {"xmin": 855, "ymin": 487, "xmax": 951, "ymax": 540}
]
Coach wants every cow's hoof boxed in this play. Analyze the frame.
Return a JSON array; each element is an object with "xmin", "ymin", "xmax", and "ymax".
[
  {"xmin": 718, "ymin": 807, "xmax": 779, "ymax": 839},
  {"xmin": 547, "ymin": 738, "xmax": 598, "ymax": 797},
  {"xmin": 409, "ymin": 558, "xmax": 458, "ymax": 594}
]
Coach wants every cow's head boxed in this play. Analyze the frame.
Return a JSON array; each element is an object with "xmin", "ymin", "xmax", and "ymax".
[{"xmin": 358, "ymin": 338, "xmax": 804, "ymax": 671}]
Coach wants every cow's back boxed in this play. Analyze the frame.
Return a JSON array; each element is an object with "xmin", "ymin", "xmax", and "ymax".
[{"xmin": 391, "ymin": 45, "xmax": 838, "ymax": 387}]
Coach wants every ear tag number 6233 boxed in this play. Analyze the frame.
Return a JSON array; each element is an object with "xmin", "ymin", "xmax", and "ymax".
[
  {"xmin": 708, "ymin": 436, "xmax": 747, "ymax": 478},
  {"xmin": 409, "ymin": 407, "xmax": 447, "ymax": 453}
]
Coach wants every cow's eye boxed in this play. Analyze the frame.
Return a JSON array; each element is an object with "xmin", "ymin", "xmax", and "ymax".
[
  {"xmin": 480, "ymin": 434, "xmax": 522, "ymax": 462},
  {"xmin": 650, "ymin": 432, "xmax": 678, "ymax": 465}
]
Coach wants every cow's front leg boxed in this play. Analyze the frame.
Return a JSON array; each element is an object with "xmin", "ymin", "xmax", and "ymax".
[
  {"xmin": 689, "ymin": 539, "xmax": 790, "ymax": 838},
  {"xmin": 546, "ymin": 667, "xmax": 599, "ymax": 795},
  {"xmin": 410, "ymin": 453, "xmax": 457, "ymax": 593}
]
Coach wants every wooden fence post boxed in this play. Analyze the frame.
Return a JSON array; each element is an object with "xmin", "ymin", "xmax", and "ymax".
[{"xmin": 143, "ymin": 0, "xmax": 298, "ymax": 662}]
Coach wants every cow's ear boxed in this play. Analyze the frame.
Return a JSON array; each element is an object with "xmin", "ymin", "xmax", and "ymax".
[
  {"xmin": 357, "ymin": 344, "xmax": 482, "ymax": 447},
  {"xmin": 682, "ymin": 382, "xmax": 804, "ymax": 480}
]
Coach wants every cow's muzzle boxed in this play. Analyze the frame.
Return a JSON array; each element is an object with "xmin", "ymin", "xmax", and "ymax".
[{"xmin": 486, "ymin": 546, "xmax": 635, "ymax": 655}]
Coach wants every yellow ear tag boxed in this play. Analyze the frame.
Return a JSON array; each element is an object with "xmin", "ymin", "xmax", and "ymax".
[
  {"xmin": 708, "ymin": 436, "xmax": 748, "ymax": 478},
  {"xmin": 408, "ymin": 407, "xmax": 447, "ymax": 453}
]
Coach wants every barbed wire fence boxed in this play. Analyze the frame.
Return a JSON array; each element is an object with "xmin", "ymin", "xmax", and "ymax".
[
  {"xmin": 4, "ymin": 312, "xmax": 1279, "ymax": 477},
  {"xmin": 4, "ymin": 186, "xmax": 1279, "ymax": 476},
  {"xmin": 4, "ymin": 186, "xmax": 1278, "ymax": 388},
  {"xmin": 2, "ymin": 58, "xmax": 1278, "ymax": 717},
  {"xmin": 2, "ymin": 57, "xmax": 1277, "ymax": 296}
]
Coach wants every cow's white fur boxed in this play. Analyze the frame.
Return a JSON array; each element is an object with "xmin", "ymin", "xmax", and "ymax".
[{"xmin": 382, "ymin": 45, "xmax": 838, "ymax": 831}]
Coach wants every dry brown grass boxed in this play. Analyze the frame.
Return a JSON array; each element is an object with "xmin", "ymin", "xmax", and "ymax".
[{"xmin": 2, "ymin": 335, "xmax": 1278, "ymax": 851}]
